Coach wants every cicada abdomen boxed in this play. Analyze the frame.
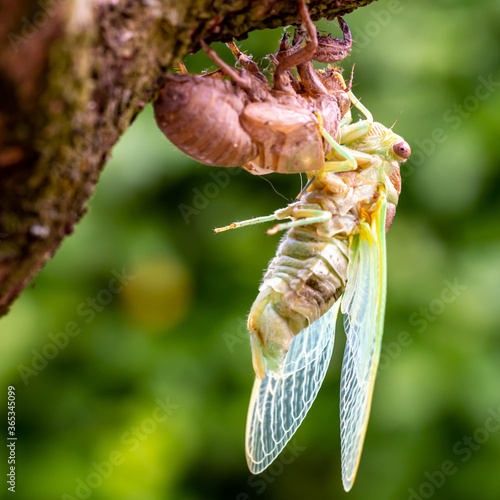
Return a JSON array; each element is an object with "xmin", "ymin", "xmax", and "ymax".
[
  {"xmin": 153, "ymin": 75, "xmax": 258, "ymax": 167},
  {"xmin": 247, "ymin": 191, "xmax": 357, "ymax": 376}
]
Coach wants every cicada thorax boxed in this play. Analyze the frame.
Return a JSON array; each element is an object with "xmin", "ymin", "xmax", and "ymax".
[{"xmin": 153, "ymin": 74, "xmax": 259, "ymax": 167}]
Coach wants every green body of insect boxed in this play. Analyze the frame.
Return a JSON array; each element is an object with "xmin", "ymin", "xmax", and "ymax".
[{"xmin": 216, "ymin": 109, "xmax": 411, "ymax": 491}]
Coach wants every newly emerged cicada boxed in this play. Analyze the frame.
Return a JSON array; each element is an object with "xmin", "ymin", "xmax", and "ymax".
[
  {"xmin": 216, "ymin": 109, "xmax": 411, "ymax": 490},
  {"xmin": 153, "ymin": 0, "xmax": 357, "ymax": 175}
]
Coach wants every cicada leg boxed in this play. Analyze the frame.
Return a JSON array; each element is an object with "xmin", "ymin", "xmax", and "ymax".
[
  {"xmin": 214, "ymin": 202, "xmax": 332, "ymax": 235},
  {"xmin": 317, "ymin": 123, "xmax": 357, "ymax": 173},
  {"xmin": 214, "ymin": 213, "xmax": 281, "ymax": 233},
  {"xmin": 346, "ymin": 89, "xmax": 373, "ymax": 124},
  {"xmin": 339, "ymin": 91, "xmax": 373, "ymax": 143},
  {"xmin": 214, "ymin": 203, "xmax": 300, "ymax": 233},
  {"xmin": 313, "ymin": 17, "xmax": 352, "ymax": 63},
  {"xmin": 275, "ymin": 0, "xmax": 318, "ymax": 72},
  {"xmin": 267, "ymin": 207, "xmax": 332, "ymax": 235},
  {"xmin": 200, "ymin": 40, "xmax": 254, "ymax": 90},
  {"xmin": 331, "ymin": 70, "xmax": 373, "ymax": 143},
  {"xmin": 226, "ymin": 42, "xmax": 269, "ymax": 86},
  {"xmin": 176, "ymin": 62, "xmax": 188, "ymax": 74}
]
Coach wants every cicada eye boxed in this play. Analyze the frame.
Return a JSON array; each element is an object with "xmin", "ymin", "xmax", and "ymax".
[{"xmin": 393, "ymin": 141, "xmax": 411, "ymax": 159}]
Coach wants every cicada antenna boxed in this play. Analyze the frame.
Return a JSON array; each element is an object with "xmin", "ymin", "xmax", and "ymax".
[
  {"xmin": 347, "ymin": 63, "xmax": 355, "ymax": 92},
  {"xmin": 390, "ymin": 110, "xmax": 404, "ymax": 130}
]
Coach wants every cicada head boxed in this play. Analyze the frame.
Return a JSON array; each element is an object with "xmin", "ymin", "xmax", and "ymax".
[
  {"xmin": 355, "ymin": 123, "xmax": 410, "ymax": 206},
  {"xmin": 357, "ymin": 122, "xmax": 411, "ymax": 163}
]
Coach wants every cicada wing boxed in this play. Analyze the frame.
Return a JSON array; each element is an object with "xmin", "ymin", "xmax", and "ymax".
[
  {"xmin": 340, "ymin": 195, "xmax": 387, "ymax": 491},
  {"xmin": 246, "ymin": 298, "xmax": 341, "ymax": 474}
]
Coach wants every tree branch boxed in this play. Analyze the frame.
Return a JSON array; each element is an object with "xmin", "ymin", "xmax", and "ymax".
[{"xmin": 0, "ymin": 0, "xmax": 377, "ymax": 316}]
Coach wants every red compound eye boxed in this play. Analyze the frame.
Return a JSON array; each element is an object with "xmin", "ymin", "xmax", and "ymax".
[{"xmin": 393, "ymin": 141, "xmax": 411, "ymax": 159}]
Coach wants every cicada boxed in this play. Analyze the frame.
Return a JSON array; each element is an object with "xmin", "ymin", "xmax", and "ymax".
[
  {"xmin": 216, "ymin": 112, "xmax": 411, "ymax": 490},
  {"xmin": 153, "ymin": 0, "xmax": 357, "ymax": 176}
]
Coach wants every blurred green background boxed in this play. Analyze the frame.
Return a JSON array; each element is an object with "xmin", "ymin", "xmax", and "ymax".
[{"xmin": 2, "ymin": 0, "xmax": 500, "ymax": 499}]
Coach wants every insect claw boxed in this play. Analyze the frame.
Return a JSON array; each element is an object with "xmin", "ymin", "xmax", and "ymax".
[
  {"xmin": 214, "ymin": 223, "xmax": 236, "ymax": 233},
  {"xmin": 202, "ymin": 39, "xmax": 257, "ymax": 91},
  {"xmin": 175, "ymin": 62, "xmax": 188, "ymax": 74},
  {"xmin": 226, "ymin": 41, "xmax": 241, "ymax": 57}
]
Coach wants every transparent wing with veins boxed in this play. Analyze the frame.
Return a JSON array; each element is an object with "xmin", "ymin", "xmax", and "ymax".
[
  {"xmin": 246, "ymin": 299, "xmax": 341, "ymax": 473},
  {"xmin": 340, "ymin": 195, "xmax": 387, "ymax": 491}
]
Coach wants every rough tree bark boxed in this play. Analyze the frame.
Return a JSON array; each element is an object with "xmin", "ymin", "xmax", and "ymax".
[{"xmin": 0, "ymin": 0, "xmax": 377, "ymax": 317}]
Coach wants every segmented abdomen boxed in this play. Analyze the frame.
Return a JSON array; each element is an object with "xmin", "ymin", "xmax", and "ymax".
[
  {"xmin": 259, "ymin": 225, "xmax": 348, "ymax": 332},
  {"xmin": 153, "ymin": 74, "xmax": 259, "ymax": 167},
  {"xmin": 248, "ymin": 203, "xmax": 354, "ymax": 370}
]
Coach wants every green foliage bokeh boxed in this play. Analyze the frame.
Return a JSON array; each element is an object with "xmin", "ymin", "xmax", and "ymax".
[{"xmin": 2, "ymin": 1, "xmax": 500, "ymax": 499}]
